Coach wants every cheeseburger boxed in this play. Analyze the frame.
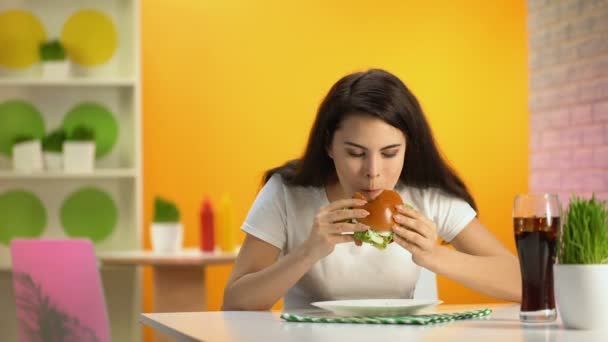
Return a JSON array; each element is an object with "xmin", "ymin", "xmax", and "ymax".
[{"xmin": 351, "ymin": 189, "xmax": 408, "ymax": 249}]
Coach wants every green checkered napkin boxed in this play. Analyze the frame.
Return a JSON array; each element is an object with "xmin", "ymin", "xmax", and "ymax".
[{"xmin": 281, "ymin": 308, "xmax": 492, "ymax": 325}]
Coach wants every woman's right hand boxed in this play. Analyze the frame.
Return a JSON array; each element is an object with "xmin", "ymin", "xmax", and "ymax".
[{"xmin": 303, "ymin": 198, "xmax": 371, "ymax": 260}]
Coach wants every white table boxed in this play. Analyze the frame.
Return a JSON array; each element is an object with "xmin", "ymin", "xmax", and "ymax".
[
  {"xmin": 140, "ymin": 304, "xmax": 607, "ymax": 342},
  {"xmin": 99, "ymin": 249, "xmax": 236, "ymax": 342}
]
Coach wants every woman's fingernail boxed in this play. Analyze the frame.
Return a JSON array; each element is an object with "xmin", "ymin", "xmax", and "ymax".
[{"xmin": 393, "ymin": 214, "xmax": 403, "ymax": 221}]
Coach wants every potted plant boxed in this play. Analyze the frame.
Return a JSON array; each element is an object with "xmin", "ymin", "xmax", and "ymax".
[
  {"xmin": 11, "ymin": 134, "xmax": 43, "ymax": 172},
  {"xmin": 151, "ymin": 196, "xmax": 183, "ymax": 253},
  {"xmin": 42, "ymin": 128, "xmax": 66, "ymax": 171},
  {"xmin": 63, "ymin": 125, "xmax": 96, "ymax": 173},
  {"xmin": 554, "ymin": 194, "xmax": 608, "ymax": 329},
  {"xmin": 40, "ymin": 39, "xmax": 69, "ymax": 78}
]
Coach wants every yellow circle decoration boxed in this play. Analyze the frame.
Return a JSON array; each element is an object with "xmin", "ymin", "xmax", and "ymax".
[
  {"xmin": 0, "ymin": 10, "xmax": 46, "ymax": 69},
  {"xmin": 61, "ymin": 10, "xmax": 118, "ymax": 66}
]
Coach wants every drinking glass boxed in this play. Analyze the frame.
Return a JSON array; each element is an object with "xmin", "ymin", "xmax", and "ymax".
[{"xmin": 513, "ymin": 193, "xmax": 560, "ymax": 322}]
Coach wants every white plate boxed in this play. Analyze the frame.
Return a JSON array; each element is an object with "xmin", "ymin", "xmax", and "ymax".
[{"xmin": 310, "ymin": 299, "xmax": 443, "ymax": 316}]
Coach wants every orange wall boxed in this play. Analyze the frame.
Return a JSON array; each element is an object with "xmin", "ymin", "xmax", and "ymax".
[{"xmin": 141, "ymin": 0, "xmax": 528, "ymax": 332}]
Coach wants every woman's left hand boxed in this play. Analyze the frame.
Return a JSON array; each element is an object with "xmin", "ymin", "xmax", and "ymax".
[{"xmin": 392, "ymin": 205, "xmax": 439, "ymax": 267}]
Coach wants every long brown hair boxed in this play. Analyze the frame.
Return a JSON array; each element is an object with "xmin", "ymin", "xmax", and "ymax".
[{"xmin": 263, "ymin": 68, "xmax": 477, "ymax": 211}]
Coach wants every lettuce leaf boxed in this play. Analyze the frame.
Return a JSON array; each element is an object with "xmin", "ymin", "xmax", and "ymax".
[{"xmin": 353, "ymin": 229, "xmax": 393, "ymax": 250}]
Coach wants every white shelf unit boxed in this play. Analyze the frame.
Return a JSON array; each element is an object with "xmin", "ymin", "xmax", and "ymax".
[
  {"xmin": 0, "ymin": 1, "xmax": 142, "ymax": 341},
  {"xmin": 0, "ymin": 78, "xmax": 137, "ymax": 87},
  {"xmin": 0, "ymin": 168, "xmax": 137, "ymax": 179}
]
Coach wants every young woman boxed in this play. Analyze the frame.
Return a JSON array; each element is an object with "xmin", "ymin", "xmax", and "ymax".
[{"xmin": 222, "ymin": 69, "xmax": 521, "ymax": 310}]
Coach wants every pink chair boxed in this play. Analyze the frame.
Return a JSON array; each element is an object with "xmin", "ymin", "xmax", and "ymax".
[{"xmin": 10, "ymin": 239, "xmax": 111, "ymax": 342}]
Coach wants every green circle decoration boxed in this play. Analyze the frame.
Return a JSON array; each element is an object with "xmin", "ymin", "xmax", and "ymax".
[
  {"xmin": 60, "ymin": 187, "xmax": 117, "ymax": 242},
  {"xmin": 0, "ymin": 100, "xmax": 45, "ymax": 157},
  {"xmin": 0, "ymin": 190, "xmax": 47, "ymax": 245},
  {"xmin": 62, "ymin": 102, "xmax": 119, "ymax": 159}
]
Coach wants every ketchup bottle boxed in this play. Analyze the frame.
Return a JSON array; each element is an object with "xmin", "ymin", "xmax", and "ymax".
[{"xmin": 200, "ymin": 198, "xmax": 215, "ymax": 252}]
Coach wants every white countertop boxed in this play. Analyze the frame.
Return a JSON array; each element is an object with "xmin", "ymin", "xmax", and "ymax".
[{"xmin": 140, "ymin": 304, "xmax": 608, "ymax": 341}]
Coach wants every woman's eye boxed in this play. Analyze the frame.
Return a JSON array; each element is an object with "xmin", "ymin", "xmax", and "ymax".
[
  {"xmin": 346, "ymin": 151, "xmax": 398, "ymax": 158},
  {"xmin": 347, "ymin": 151, "xmax": 365, "ymax": 157}
]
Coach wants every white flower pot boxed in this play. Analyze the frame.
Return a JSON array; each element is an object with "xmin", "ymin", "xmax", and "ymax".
[
  {"xmin": 554, "ymin": 264, "xmax": 608, "ymax": 330},
  {"xmin": 63, "ymin": 141, "xmax": 95, "ymax": 173},
  {"xmin": 12, "ymin": 140, "xmax": 43, "ymax": 172},
  {"xmin": 151, "ymin": 223, "xmax": 183, "ymax": 253},
  {"xmin": 43, "ymin": 151, "xmax": 63, "ymax": 171},
  {"xmin": 42, "ymin": 60, "xmax": 70, "ymax": 79}
]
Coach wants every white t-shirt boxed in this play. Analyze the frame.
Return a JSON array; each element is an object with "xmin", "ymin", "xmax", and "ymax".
[{"xmin": 241, "ymin": 174, "xmax": 477, "ymax": 310}]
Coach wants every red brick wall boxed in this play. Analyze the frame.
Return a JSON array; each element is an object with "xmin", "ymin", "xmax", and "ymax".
[{"xmin": 528, "ymin": 0, "xmax": 608, "ymax": 205}]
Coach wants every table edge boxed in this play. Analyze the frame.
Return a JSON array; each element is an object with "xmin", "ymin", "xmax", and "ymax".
[{"xmin": 140, "ymin": 313, "xmax": 201, "ymax": 342}]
